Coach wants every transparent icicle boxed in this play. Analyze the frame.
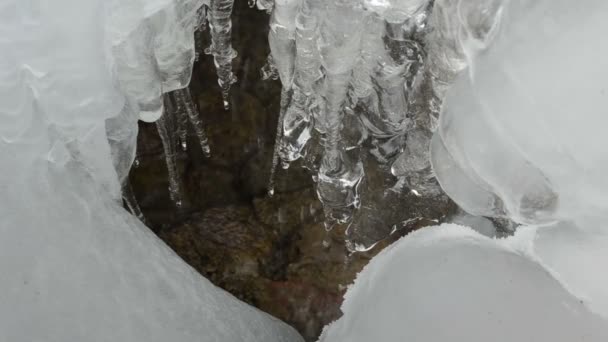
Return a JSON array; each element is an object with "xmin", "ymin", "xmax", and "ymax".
[
  {"xmin": 166, "ymin": 92, "xmax": 189, "ymax": 151},
  {"xmin": 277, "ymin": 0, "xmax": 320, "ymax": 165},
  {"xmin": 207, "ymin": 0, "xmax": 237, "ymax": 110},
  {"xmin": 156, "ymin": 106, "xmax": 183, "ymax": 207},
  {"xmin": 173, "ymin": 88, "xmax": 211, "ymax": 157},
  {"xmin": 351, "ymin": 14, "xmax": 382, "ymax": 102},
  {"xmin": 267, "ymin": 88, "xmax": 291, "ymax": 197},
  {"xmin": 268, "ymin": 0, "xmax": 299, "ymax": 87},
  {"xmin": 266, "ymin": 0, "xmax": 301, "ymax": 196},
  {"xmin": 317, "ymin": 73, "xmax": 364, "ymax": 227},
  {"xmin": 315, "ymin": 2, "xmax": 365, "ymax": 228}
]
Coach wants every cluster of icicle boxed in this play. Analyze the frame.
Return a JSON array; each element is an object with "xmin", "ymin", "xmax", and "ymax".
[
  {"xmin": 137, "ymin": 0, "xmax": 503, "ymax": 249},
  {"xmin": 124, "ymin": 0, "xmax": 238, "ymax": 213},
  {"xmin": 258, "ymin": 0, "xmax": 504, "ymax": 233}
]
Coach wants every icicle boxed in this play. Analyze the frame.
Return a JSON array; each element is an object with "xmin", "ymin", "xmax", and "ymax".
[
  {"xmin": 279, "ymin": 89, "xmax": 312, "ymax": 164},
  {"xmin": 267, "ymin": 88, "xmax": 291, "ymax": 197},
  {"xmin": 260, "ymin": 54, "xmax": 280, "ymax": 81},
  {"xmin": 156, "ymin": 108, "xmax": 183, "ymax": 208},
  {"xmin": 207, "ymin": 0, "xmax": 237, "ymax": 110},
  {"xmin": 315, "ymin": 2, "xmax": 366, "ymax": 228},
  {"xmin": 267, "ymin": 0, "xmax": 299, "ymax": 87},
  {"xmin": 316, "ymin": 73, "xmax": 364, "ymax": 227},
  {"xmin": 174, "ymin": 88, "xmax": 211, "ymax": 157},
  {"xmin": 351, "ymin": 14, "xmax": 383, "ymax": 102},
  {"xmin": 276, "ymin": 0, "xmax": 320, "ymax": 165},
  {"xmin": 391, "ymin": 127, "xmax": 442, "ymax": 197},
  {"xmin": 265, "ymin": 0, "xmax": 302, "ymax": 196},
  {"xmin": 166, "ymin": 93, "xmax": 189, "ymax": 151}
]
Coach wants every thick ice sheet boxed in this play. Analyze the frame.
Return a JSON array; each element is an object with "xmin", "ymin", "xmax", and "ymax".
[
  {"xmin": 433, "ymin": 0, "xmax": 608, "ymax": 226},
  {"xmin": 0, "ymin": 1, "xmax": 302, "ymax": 341}
]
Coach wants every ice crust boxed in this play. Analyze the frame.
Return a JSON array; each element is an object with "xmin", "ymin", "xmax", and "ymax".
[{"xmin": 0, "ymin": 1, "xmax": 302, "ymax": 341}]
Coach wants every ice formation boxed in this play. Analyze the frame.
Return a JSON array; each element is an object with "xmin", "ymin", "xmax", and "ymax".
[
  {"xmin": 0, "ymin": 0, "xmax": 302, "ymax": 341},
  {"xmin": 320, "ymin": 0, "xmax": 608, "ymax": 340},
  {"xmin": 258, "ymin": 0, "xmax": 504, "ymax": 247},
  {"xmin": 264, "ymin": 0, "xmax": 437, "ymax": 231},
  {"xmin": 149, "ymin": 0, "xmax": 234, "ymax": 208},
  {"xmin": 142, "ymin": 0, "xmax": 503, "ymax": 248},
  {"xmin": 430, "ymin": 0, "xmax": 608, "ymax": 324}
]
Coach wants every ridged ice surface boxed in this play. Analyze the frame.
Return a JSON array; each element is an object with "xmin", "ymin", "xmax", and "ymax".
[{"xmin": 0, "ymin": 1, "xmax": 303, "ymax": 341}]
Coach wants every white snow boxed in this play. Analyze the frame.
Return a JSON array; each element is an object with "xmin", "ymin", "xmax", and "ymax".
[{"xmin": 319, "ymin": 224, "xmax": 608, "ymax": 342}]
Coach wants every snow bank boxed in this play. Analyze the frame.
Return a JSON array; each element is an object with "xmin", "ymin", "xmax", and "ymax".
[{"xmin": 319, "ymin": 225, "xmax": 608, "ymax": 342}]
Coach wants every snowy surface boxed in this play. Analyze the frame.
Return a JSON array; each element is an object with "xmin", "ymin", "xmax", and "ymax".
[
  {"xmin": 529, "ymin": 223, "xmax": 608, "ymax": 320},
  {"xmin": 319, "ymin": 225, "xmax": 608, "ymax": 342},
  {"xmin": 0, "ymin": 1, "xmax": 302, "ymax": 341}
]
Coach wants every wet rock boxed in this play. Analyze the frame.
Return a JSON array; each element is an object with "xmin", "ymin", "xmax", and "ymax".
[
  {"xmin": 158, "ymin": 206, "xmax": 273, "ymax": 304},
  {"xmin": 253, "ymin": 188, "xmax": 322, "ymax": 231},
  {"xmin": 184, "ymin": 164, "xmax": 240, "ymax": 209},
  {"xmin": 241, "ymin": 150, "xmax": 313, "ymax": 198}
]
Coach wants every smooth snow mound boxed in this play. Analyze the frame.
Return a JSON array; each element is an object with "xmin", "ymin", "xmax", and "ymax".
[{"xmin": 319, "ymin": 224, "xmax": 608, "ymax": 342}]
